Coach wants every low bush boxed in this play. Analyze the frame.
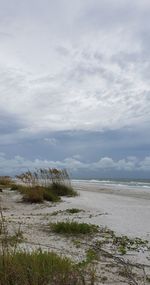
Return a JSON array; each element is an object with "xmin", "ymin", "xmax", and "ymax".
[{"xmin": 50, "ymin": 221, "xmax": 99, "ymax": 235}]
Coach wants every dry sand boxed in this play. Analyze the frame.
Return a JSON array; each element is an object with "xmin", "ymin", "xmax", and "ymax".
[{"xmin": 0, "ymin": 182, "xmax": 150, "ymax": 284}]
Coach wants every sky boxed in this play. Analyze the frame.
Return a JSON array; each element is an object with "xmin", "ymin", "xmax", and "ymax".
[{"xmin": 0, "ymin": 0, "xmax": 150, "ymax": 178}]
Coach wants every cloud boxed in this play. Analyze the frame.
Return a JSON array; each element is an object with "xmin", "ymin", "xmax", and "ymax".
[
  {"xmin": 44, "ymin": 138, "xmax": 58, "ymax": 145},
  {"xmin": 0, "ymin": 152, "xmax": 150, "ymax": 175},
  {"xmin": 0, "ymin": 0, "xmax": 149, "ymax": 177},
  {"xmin": 0, "ymin": 0, "xmax": 150, "ymax": 142},
  {"xmin": 139, "ymin": 157, "xmax": 150, "ymax": 171}
]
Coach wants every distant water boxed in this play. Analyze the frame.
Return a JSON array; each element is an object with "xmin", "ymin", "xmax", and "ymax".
[{"xmin": 72, "ymin": 178, "xmax": 150, "ymax": 191}]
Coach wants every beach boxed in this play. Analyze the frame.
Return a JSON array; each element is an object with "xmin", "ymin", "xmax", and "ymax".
[
  {"xmin": 72, "ymin": 180, "xmax": 150, "ymax": 239},
  {"xmin": 1, "ymin": 180, "xmax": 150, "ymax": 284}
]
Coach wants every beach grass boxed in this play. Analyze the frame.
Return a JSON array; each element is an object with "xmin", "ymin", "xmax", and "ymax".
[
  {"xmin": 48, "ymin": 182, "xmax": 78, "ymax": 197},
  {"xmin": 0, "ymin": 176, "xmax": 14, "ymax": 188},
  {"xmin": 10, "ymin": 168, "xmax": 77, "ymax": 203},
  {"xmin": 0, "ymin": 250, "xmax": 84, "ymax": 285},
  {"xmin": 50, "ymin": 221, "xmax": 99, "ymax": 235},
  {"xmin": 11, "ymin": 183, "xmax": 76, "ymax": 204}
]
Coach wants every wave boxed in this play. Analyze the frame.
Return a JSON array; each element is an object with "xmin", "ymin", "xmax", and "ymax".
[{"xmin": 72, "ymin": 179, "xmax": 150, "ymax": 190}]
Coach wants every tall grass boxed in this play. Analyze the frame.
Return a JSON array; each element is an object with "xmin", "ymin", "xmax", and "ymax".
[
  {"xmin": 0, "ymin": 251, "xmax": 82, "ymax": 285},
  {"xmin": 14, "ymin": 168, "xmax": 77, "ymax": 203},
  {"xmin": 16, "ymin": 168, "xmax": 72, "ymax": 189},
  {"xmin": 0, "ymin": 176, "xmax": 13, "ymax": 188}
]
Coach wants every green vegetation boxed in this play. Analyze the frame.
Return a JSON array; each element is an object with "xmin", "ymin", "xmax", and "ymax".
[
  {"xmin": 112, "ymin": 235, "xmax": 148, "ymax": 255},
  {"xmin": 16, "ymin": 168, "xmax": 72, "ymax": 189},
  {"xmin": 43, "ymin": 188, "xmax": 61, "ymax": 202},
  {"xmin": 0, "ymin": 209, "xmax": 96, "ymax": 285},
  {"xmin": 72, "ymin": 239, "xmax": 81, "ymax": 248},
  {"xmin": 0, "ymin": 207, "xmax": 97, "ymax": 285},
  {"xmin": 48, "ymin": 182, "xmax": 77, "ymax": 197},
  {"xmin": 66, "ymin": 208, "xmax": 84, "ymax": 214},
  {"xmin": 11, "ymin": 168, "xmax": 77, "ymax": 203},
  {"xmin": 22, "ymin": 186, "xmax": 44, "ymax": 203},
  {"xmin": 50, "ymin": 221, "xmax": 99, "ymax": 235},
  {"xmin": 0, "ymin": 250, "xmax": 85, "ymax": 285},
  {"xmin": 86, "ymin": 249, "xmax": 98, "ymax": 263},
  {"xmin": 0, "ymin": 176, "xmax": 14, "ymax": 188}
]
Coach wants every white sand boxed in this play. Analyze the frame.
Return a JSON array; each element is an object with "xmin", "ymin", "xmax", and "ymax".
[
  {"xmin": 71, "ymin": 180, "xmax": 150, "ymax": 240},
  {"xmin": 1, "ymin": 183, "xmax": 150, "ymax": 284}
]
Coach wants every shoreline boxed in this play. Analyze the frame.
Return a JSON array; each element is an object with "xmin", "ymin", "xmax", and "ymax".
[{"xmin": 72, "ymin": 180, "xmax": 150, "ymax": 200}]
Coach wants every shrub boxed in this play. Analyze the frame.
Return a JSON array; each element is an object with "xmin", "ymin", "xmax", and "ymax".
[{"xmin": 50, "ymin": 221, "xmax": 99, "ymax": 235}]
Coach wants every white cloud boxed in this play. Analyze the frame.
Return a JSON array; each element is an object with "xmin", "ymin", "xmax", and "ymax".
[
  {"xmin": 139, "ymin": 157, "xmax": 150, "ymax": 171},
  {"xmin": 0, "ymin": 153, "xmax": 150, "ymax": 175}
]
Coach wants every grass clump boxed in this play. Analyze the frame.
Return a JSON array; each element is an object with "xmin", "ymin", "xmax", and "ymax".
[
  {"xmin": 10, "ymin": 184, "xmax": 28, "ymax": 193},
  {"xmin": 66, "ymin": 208, "xmax": 84, "ymax": 214},
  {"xmin": 0, "ymin": 176, "xmax": 14, "ymax": 188},
  {"xmin": 22, "ymin": 186, "xmax": 44, "ymax": 203},
  {"xmin": 22, "ymin": 186, "xmax": 60, "ymax": 203},
  {"xmin": 43, "ymin": 188, "xmax": 61, "ymax": 202},
  {"xmin": 49, "ymin": 182, "xmax": 77, "ymax": 197},
  {"xmin": 50, "ymin": 221, "xmax": 99, "ymax": 235},
  {"xmin": 12, "ymin": 168, "xmax": 77, "ymax": 203},
  {"xmin": 0, "ymin": 250, "xmax": 84, "ymax": 285},
  {"xmin": 13, "ymin": 183, "xmax": 76, "ymax": 204}
]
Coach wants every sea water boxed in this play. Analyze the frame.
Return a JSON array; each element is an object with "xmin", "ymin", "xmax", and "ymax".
[{"xmin": 72, "ymin": 178, "xmax": 150, "ymax": 192}]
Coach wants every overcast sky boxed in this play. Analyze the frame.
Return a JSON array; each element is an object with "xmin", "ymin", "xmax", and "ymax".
[{"xmin": 0, "ymin": 0, "xmax": 150, "ymax": 178}]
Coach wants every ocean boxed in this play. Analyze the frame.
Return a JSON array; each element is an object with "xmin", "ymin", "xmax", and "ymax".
[{"xmin": 72, "ymin": 178, "xmax": 150, "ymax": 191}]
